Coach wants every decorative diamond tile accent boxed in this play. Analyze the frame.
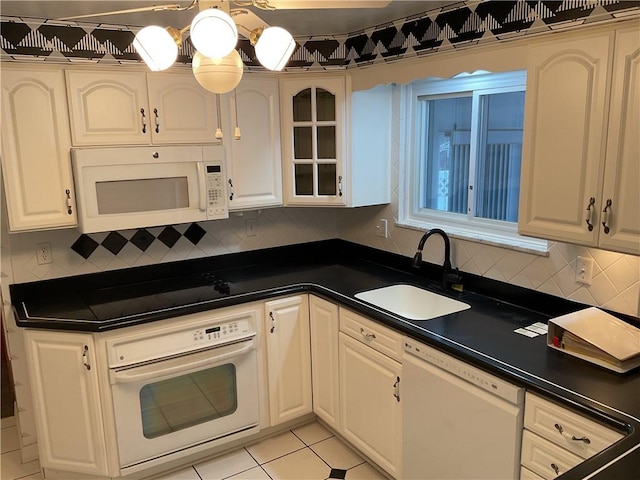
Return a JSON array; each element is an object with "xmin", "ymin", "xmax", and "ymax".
[
  {"xmin": 157, "ymin": 226, "xmax": 182, "ymax": 248},
  {"xmin": 101, "ymin": 232, "xmax": 128, "ymax": 255},
  {"xmin": 329, "ymin": 468, "xmax": 347, "ymax": 479},
  {"xmin": 184, "ymin": 223, "xmax": 206, "ymax": 245},
  {"xmin": 71, "ymin": 234, "xmax": 99, "ymax": 259},
  {"xmin": 130, "ymin": 229, "xmax": 155, "ymax": 252}
]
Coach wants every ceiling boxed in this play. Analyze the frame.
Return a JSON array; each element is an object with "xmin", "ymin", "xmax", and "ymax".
[{"xmin": 0, "ymin": 0, "xmax": 456, "ymax": 37}]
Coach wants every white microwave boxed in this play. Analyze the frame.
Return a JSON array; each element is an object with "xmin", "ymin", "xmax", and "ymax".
[{"xmin": 72, "ymin": 146, "xmax": 228, "ymax": 233}]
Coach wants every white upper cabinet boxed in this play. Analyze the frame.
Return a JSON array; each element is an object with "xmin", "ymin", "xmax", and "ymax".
[
  {"xmin": 281, "ymin": 76, "xmax": 346, "ymax": 206},
  {"xmin": 598, "ymin": 26, "xmax": 640, "ymax": 255},
  {"xmin": 1, "ymin": 66, "xmax": 77, "ymax": 232},
  {"xmin": 280, "ymin": 75, "xmax": 390, "ymax": 207},
  {"xmin": 66, "ymin": 70, "xmax": 219, "ymax": 146},
  {"xmin": 224, "ymin": 75, "xmax": 283, "ymax": 210},
  {"xmin": 519, "ymin": 24, "xmax": 639, "ymax": 255}
]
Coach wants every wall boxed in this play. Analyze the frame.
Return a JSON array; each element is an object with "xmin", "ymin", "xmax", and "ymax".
[{"xmin": 4, "ymin": 208, "xmax": 337, "ymax": 284}]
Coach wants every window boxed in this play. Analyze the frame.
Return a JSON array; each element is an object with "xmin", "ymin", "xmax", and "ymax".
[{"xmin": 399, "ymin": 71, "xmax": 547, "ymax": 252}]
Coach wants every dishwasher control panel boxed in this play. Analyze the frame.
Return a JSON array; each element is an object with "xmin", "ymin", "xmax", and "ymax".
[{"xmin": 403, "ymin": 338, "xmax": 524, "ymax": 405}]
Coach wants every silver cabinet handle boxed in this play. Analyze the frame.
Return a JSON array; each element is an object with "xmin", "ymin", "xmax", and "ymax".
[
  {"xmin": 270, "ymin": 312, "xmax": 275, "ymax": 333},
  {"xmin": 82, "ymin": 345, "xmax": 91, "ymax": 371},
  {"xmin": 554, "ymin": 423, "xmax": 591, "ymax": 444},
  {"xmin": 602, "ymin": 198, "xmax": 612, "ymax": 234},
  {"xmin": 571, "ymin": 435, "xmax": 591, "ymax": 444},
  {"xmin": 228, "ymin": 179, "xmax": 234, "ymax": 201},
  {"xmin": 140, "ymin": 108, "xmax": 147, "ymax": 133},
  {"xmin": 65, "ymin": 189, "xmax": 73, "ymax": 215},
  {"xmin": 153, "ymin": 108, "xmax": 160, "ymax": 133},
  {"xmin": 393, "ymin": 376, "xmax": 400, "ymax": 402},
  {"xmin": 338, "ymin": 175, "xmax": 343, "ymax": 197},
  {"xmin": 360, "ymin": 327, "xmax": 376, "ymax": 340},
  {"xmin": 585, "ymin": 197, "xmax": 595, "ymax": 231}
]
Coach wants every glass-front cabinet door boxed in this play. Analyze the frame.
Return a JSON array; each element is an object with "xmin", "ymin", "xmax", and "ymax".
[{"xmin": 280, "ymin": 77, "xmax": 346, "ymax": 205}]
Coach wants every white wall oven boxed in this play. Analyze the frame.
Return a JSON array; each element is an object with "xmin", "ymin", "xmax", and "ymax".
[{"xmin": 106, "ymin": 308, "xmax": 260, "ymax": 473}]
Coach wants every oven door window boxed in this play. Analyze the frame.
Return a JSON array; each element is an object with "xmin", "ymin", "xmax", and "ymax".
[{"xmin": 140, "ymin": 363, "xmax": 237, "ymax": 439}]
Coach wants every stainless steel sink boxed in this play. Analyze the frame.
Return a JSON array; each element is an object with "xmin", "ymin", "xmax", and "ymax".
[{"xmin": 354, "ymin": 284, "xmax": 470, "ymax": 320}]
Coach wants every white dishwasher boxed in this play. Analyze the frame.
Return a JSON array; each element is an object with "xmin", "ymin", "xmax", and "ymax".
[{"xmin": 402, "ymin": 337, "xmax": 525, "ymax": 480}]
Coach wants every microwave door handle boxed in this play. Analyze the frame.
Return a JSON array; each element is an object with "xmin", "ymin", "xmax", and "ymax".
[
  {"xmin": 197, "ymin": 162, "xmax": 206, "ymax": 211},
  {"xmin": 110, "ymin": 340, "xmax": 255, "ymax": 385}
]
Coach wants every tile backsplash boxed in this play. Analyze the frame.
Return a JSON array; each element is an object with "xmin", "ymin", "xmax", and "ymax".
[{"xmin": 2, "ymin": 203, "xmax": 638, "ymax": 319}]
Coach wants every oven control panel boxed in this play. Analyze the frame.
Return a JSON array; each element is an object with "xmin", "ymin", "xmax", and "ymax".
[
  {"xmin": 106, "ymin": 310, "xmax": 257, "ymax": 368},
  {"xmin": 192, "ymin": 320, "xmax": 246, "ymax": 343}
]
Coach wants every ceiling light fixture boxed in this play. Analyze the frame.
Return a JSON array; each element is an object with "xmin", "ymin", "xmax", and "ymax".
[
  {"xmin": 190, "ymin": 8, "xmax": 238, "ymax": 59},
  {"xmin": 252, "ymin": 26, "xmax": 295, "ymax": 71},
  {"xmin": 131, "ymin": 1, "xmax": 297, "ymax": 93},
  {"xmin": 133, "ymin": 26, "xmax": 183, "ymax": 71},
  {"xmin": 192, "ymin": 49, "xmax": 244, "ymax": 94}
]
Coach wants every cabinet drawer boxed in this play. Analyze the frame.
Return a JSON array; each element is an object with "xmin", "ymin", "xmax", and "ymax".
[
  {"xmin": 520, "ymin": 465, "xmax": 546, "ymax": 480},
  {"xmin": 521, "ymin": 430, "xmax": 582, "ymax": 479},
  {"xmin": 339, "ymin": 308, "xmax": 402, "ymax": 361},
  {"xmin": 524, "ymin": 393, "xmax": 623, "ymax": 459}
]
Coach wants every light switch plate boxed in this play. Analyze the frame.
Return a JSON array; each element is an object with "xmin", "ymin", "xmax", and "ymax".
[
  {"xmin": 575, "ymin": 256, "xmax": 594, "ymax": 285},
  {"xmin": 376, "ymin": 219, "xmax": 388, "ymax": 238}
]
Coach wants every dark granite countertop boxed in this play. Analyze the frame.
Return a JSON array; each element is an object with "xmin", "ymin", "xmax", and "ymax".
[{"xmin": 9, "ymin": 239, "xmax": 640, "ymax": 479}]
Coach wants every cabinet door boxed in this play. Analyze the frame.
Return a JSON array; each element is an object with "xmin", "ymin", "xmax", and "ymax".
[
  {"xmin": 339, "ymin": 332, "xmax": 401, "ymax": 478},
  {"xmin": 24, "ymin": 330, "xmax": 109, "ymax": 476},
  {"xmin": 280, "ymin": 76, "xmax": 346, "ymax": 206},
  {"xmin": 226, "ymin": 76, "xmax": 282, "ymax": 210},
  {"xmin": 264, "ymin": 295, "xmax": 312, "ymax": 426},
  {"xmin": 147, "ymin": 73, "xmax": 220, "ymax": 145},
  {"xmin": 1, "ymin": 67, "xmax": 77, "ymax": 231},
  {"xmin": 66, "ymin": 70, "xmax": 150, "ymax": 145},
  {"xmin": 599, "ymin": 27, "xmax": 640, "ymax": 255},
  {"xmin": 518, "ymin": 33, "xmax": 612, "ymax": 245},
  {"xmin": 309, "ymin": 296, "xmax": 339, "ymax": 430}
]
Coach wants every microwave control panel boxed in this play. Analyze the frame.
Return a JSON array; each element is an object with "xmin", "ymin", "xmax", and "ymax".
[{"xmin": 205, "ymin": 162, "xmax": 227, "ymax": 219}]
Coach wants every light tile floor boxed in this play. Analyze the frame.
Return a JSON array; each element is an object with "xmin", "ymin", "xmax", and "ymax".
[{"xmin": 1, "ymin": 418, "xmax": 388, "ymax": 480}]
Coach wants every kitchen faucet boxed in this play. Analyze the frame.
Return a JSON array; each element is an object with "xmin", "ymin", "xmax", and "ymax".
[{"xmin": 411, "ymin": 228, "xmax": 463, "ymax": 292}]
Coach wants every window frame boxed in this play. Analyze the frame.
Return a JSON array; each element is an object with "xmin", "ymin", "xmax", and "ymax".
[{"xmin": 398, "ymin": 71, "xmax": 549, "ymax": 253}]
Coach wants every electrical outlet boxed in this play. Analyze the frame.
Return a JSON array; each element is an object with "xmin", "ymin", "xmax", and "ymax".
[
  {"xmin": 376, "ymin": 219, "xmax": 388, "ymax": 238},
  {"xmin": 575, "ymin": 256, "xmax": 594, "ymax": 285},
  {"xmin": 245, "ymin": 219, "xmax": 257, "ymax": 237},
  {"xmin": 36, "ymin": 242, "xmax": 53, "ymax": 265}
]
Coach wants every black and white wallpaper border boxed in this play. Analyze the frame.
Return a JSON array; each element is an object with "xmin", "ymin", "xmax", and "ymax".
[{"xmin": 1, "ymin": 0, "xmax": 639, "ymax": 70}]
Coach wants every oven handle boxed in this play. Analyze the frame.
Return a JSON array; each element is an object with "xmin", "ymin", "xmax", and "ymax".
[{"xmin": 110, "ymin": 340, "xmax": 254, "ymax": 385}]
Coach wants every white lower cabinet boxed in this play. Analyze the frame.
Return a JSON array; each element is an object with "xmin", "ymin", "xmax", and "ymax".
[
  {"xmin": 521, "ymin": 392, "xmax": 624, "ymax": 478},
  {"xmin": 23, "ymin": 330, "xmax": 111, "ymax": 476},
  {"xmin": 264, "ymin": 295, "xmax": 313, "ymax": 426},
  {"xmin": 338, "ymin": 309, "xmax": 402, "ymax": 479},
  {"xmin": 309, "ymin": 295, "xmax": 340, "ymax": 430}
]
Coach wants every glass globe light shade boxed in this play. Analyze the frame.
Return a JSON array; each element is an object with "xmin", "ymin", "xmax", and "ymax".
[
  {"xmin": 190, "ymin": 8, "xmax": 238, "ymax": 59},
  {"xmin": 255, "ymin": 26, "xmax": 295, "ymax": 71},
  {"xmin": 133, "ymin": 26, "xmax": 179, "ymax": 71},
  {"xmin": 192, "ymin": 49, "xmax": 244, "ymax": 94}
]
